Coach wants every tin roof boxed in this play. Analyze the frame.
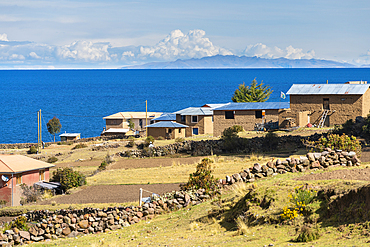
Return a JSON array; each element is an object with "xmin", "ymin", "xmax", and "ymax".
[
  {"xmin": 59, "ymin": 133, "xmax": 80, "ymax": 137},
  {"xmin": 213, "ymin": 102, "xmax": 290, "ymax": 111},
  {"xmin": 102, "ymin": 128, "xmax": 130, "ymax": 134},
  {"xmin": 145, "ymin": 121, "xmax": 188, "ymax": 128},
  {"xmin": 202, "ymin": 103, "xmax": 228, "ymax": 109},
  {"xmin": 103, "ymin": 112, "xmax": 163, "ymax": 119},
  {"xmin": 174, "ymin": 107, "xmax": 213, "ymax": 116},
  {"xmin": 0, "ymin": 155, "xmax": 55, "ymax": 174},
  {"xmin": 152, "ymin": 113, "xmax": 176, "ymax": 121},
  {"xmin": 287, "ymin": 84, "xmax": 370, "ymax": 95}
]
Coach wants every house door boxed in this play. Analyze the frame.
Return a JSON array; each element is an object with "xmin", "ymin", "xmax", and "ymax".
[
  {"xmin": 323, "ymin": 98, "xmax": 330, "ymax": 110},
  {"xmin": 192, "ymin": 128, "xmax": 199, "ymax": 135}
]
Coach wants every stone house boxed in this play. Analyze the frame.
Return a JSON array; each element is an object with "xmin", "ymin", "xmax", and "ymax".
[
  {"xmin": 213, "ymin": 102, "xmax": 290, "ymax": 136},
  {"xmin": 283, "ymin": 83, "xmax": 370, "ymax": 127},
  {"xmin": 101, "ymin": 112, "xmax": 163, "ymax": 136},
  {"xmin": 59, "ymin": 132, "xmax": 81, "ymax": 142},
  {"xmin": 0, "ymin": 155, "xmax": 54, "ymax": 206},
  {"xmin": 145, "ymin": 121, "xmax": 188, "ymax": 139}
]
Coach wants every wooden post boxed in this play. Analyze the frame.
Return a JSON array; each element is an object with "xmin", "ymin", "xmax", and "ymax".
[
  {"xmin": 139, "ymin": 188, "xmax": 143, "ymax": 206},
  {"xmin": 145, "ymin": 100, "xmax": 148, "ymax": 137}
]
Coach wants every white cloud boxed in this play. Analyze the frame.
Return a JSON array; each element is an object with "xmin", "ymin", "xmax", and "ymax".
[
  {"xmin": 0, "ymin": 33, "xmax": 8, "ymax": 41},
  {"xmin": 353, "ymin": 49, "xmax": 370, "ymax": 65},
  {"xmin": 130, "ymin": 29, "xmax": 233, "ymax": 62},
  {"xmin": 243, "ymin": 43, "xmax": 315, "ymax": 59},
  {"xmin": 29, "ymin": 52, "xmax": 41, "ymax": 59},
  {"xmin": 55, "ymin": 41, "xmax": 111, "ymax": 62}
]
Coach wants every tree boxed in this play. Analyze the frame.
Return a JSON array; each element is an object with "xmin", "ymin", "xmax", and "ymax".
[
  {"xmin": 127, "ymin": 119, "xmax": 135, "ymax": 130},
  {"xmin": 47, "ymin": 116, "xmax": 62, "ymax": 142},
  {"xmin": 231, "ymin": 78, "xmax": 273, "ymax": 102}
]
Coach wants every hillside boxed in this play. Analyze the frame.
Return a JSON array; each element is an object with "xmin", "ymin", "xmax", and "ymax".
[{"xmin": 122, "ymin": 55, "xmax": 355, "ymax": 69}]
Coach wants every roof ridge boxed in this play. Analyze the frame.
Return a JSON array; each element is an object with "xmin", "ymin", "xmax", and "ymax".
[{"xmin": 0, "ymin": 156, "xmax": 15, "ymax": 173}]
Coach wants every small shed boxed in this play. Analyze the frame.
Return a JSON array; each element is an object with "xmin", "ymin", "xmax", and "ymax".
[
  {"xmin": 59, "ymin": 133, "xmax": 81, "ymax": 141},
  {"xmin": 145, "ymin": 121, "xmax": 188, "ymax": 140},
  {"xmin": 0, "ymin": 155, "xmax": 54, "ymax": 206}
]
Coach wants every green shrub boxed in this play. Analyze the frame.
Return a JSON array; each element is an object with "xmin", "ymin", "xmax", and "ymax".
[
  {"xmin": 180, "ymin": 158, "xmax": 219, "ymax": 196},
  {"xmin": 50, "ymin": 167, "xmax": 86, "ymax": 192},
  {"xmin": 98, "ymin": 161, "xmax": 108, "ymax": 171},
  {"xmin": 221, "ymin": 125, "xmax": 245, "ymax": 151},
  {"xmin": 28, "ymin": 146, "xmax": 38, "ymax": 154},
  {"xmin": 0, "ymin": 200, "xmax": 7, "ymax": 208},
  {"xmin": 57, "ymin": 142, "xmax": 62, "ymax": 145},
  {"xmin": 47, "ymin": 156, "xmax": 58, "ymax": 163},
  {"xmin": 3, "ymin": 216, "xmax": 29, "ymax": 232},
  {"xmin": 144, "ymin": 136, "xmax": 155, "ymax": 147},
  {"xmin": 295, "ymin": 225, "xmax": 320, "ymax": 242},
  {"xmin": 72, "ymin": 143, "xmax": 87, "ymax": 150},
  {"xmin": 311, "ymin": 133, "xmax": 361, "ymax": 156},
  {"xmin": 175, "ymin": 137, "xmax": 185, "ymax": 143},
  {"xmin": 157, "ymin": 136, "xmax": 165, "ymax": 140},
  {"xmin": 222, "ymin": 125, "xmax": 243, "ymax": 139}
]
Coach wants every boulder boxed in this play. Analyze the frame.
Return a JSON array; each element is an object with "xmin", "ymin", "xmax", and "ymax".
[{"xmin": 78, "ymin": 220, "xmax": 89, "ymax": 229}]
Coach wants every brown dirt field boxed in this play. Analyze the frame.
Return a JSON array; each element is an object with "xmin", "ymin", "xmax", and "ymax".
[
  {"xmin": 295, "ymin": 167, "xmax": 370, "ymax": 181},
  {"xmin": 107, "ymin": 156, "xmax": 203, "ymax": 170},
  {"xmin": 38, "ymin": 183, "xmax": 180, "ymax": 205}
]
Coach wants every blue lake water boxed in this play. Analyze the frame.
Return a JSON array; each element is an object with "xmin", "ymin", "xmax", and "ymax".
[{"xmin": 1, "ymin": 68, "xmax": 369, "ymax": 144}]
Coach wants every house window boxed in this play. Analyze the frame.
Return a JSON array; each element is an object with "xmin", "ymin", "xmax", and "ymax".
[
  {"xmin": 178, "ymin": 129, "xmax": 181, "ymax": 134},
  {"xmin": 225, "ymin": 111, "xmax": 234, "ymax": 119},
  {"xmin": 323, "ymin": 98, "xmax": 330, "ymax": 110},
  {"xmin": 255, "ymin": 110, "xmax": 263, "ymax": 119},
  {"xmin": 181, "ymin": 115, "xmax": 186, "ymax": 122},
  {"xmin": 39, "ymin": 169, "xmax": 45, "ymax": 181},
  {"xmin": 16, "ymin": 174, "xmax": 22, "ymax": 185},
  {"xmin": 192, "ymin": 116, "xmax": 198, "ymax": 123},
  {"xmin": 193, "ymin": 128, "xmax": 199, "ymax": 135},
  {"xmin": 139, "ymin": 119, "xmax": 143, "ymax": 128},
  {"xmin": 168, "ymin": 129, "xmax": 172, "ymax": 133}
]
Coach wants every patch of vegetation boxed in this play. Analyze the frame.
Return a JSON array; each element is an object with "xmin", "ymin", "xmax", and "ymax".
[
  {"xmin": 221, "ymin": 125, "xmax": 248, "ymax": 151},
  {"xmin": 2, "ymin": 216, "xmax": 29, "ymax": 232},
  {"xmin": 144, "ymin": 135, "xmax": 155, "ymax": 147},
  {"xmin": 180, "ymin": 158, "xmax": 219, "ymax": 196},
  {"xmin": 98, "ymin": 161, "xmax": 108, "ymax": 171},
  {"xmin": 47, "ymin": 156, "xmax": 58, "ymax": 163},
  {"xmin": 157, "ymin": 136, "xmax": 165, "ymax": 140},
  {"xmin": 295, "ymin": 224, "xmax": 320, "ymax": 242},
  {"xmin": 72, "ymin": 143, "xmax": 88, "ymax": 150},
  {"xmin": 333, "ymin": 114, "xmax": 370, "ymax": 142},
  {"xmin": 50, "ymin": 167, "xmax": 86, "ymax": 192},
  {"xmin": 0, "ymin": 200, "xmax": 6, "ymax": 208},
  {"xmin": 175, "ymin": 137, "xmax": 185, "ymax": 143},
  {"xmin": 308, "ymin": 133, "xmax": 361, "ymax": 156},
  {"xmin": 28, "ymin": 145, "xmax": 38, "ymax": 154},
  {"xmin": 20, "ymin": 184, "xmax": 43, "ymax": 205},
  {"xmin": 126, "ymin": 136, "xmax": 136, "ymax": 147}
]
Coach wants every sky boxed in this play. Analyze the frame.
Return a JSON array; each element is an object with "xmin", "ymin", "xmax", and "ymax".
[{"xmin": 0, "ymin": 0, "xmax": 369, "ymax": 68}]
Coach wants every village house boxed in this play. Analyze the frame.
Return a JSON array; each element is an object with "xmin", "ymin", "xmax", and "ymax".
[
  {"xmin": 0, "ymin": 155, "xmax": 54, "ymax": 206},
  {"xmin": 174, "ymin": 104, "xmax": 227, "ymax": 137},
  {"xmin": 101, "ymin": 112, "xmax": 163, "ymax": 136},
  {"xmin": 59, "ymin": 132, "xmax": 81, "ymax": 142},
  {"xmin": 213, "ymin": 102, "xmax": 290, "ymax": 136},
  {"xmin": 145, "ymin": 121, "xmax": 188, "ymax": 139},
  {"xmin": 282, "ymin": 83, "xmax": 370, "ymax": 127}
]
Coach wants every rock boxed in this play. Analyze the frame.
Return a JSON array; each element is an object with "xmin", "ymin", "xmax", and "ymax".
[
  {"xmin": 310, "ymin": 161, "xmax": 322, "ymax": 169},
  {"xmin": 0, "ymin": 242, "xmax": 11, "ymax": 247},
  {"xmin": 78, "ymin": 220, "xmax": 89, "ymax": 229},
  {"xmin": 0, "ymin": 233, "xmax": 7, "ymax": 242},
  {"xmin": 253, "ymin": 163, "xmax": 262, "ymax": 173},
  {"xmin": 19, "ymin": 231, "xmax": 30, "ymax": 241},
  {"xmin": 307, "ymin": 153, "xmax": 315, "ymax": 162},
  {"xmin": 44, "ymin": 233, "xmax": 52, "ymax": 239},
  {"xmin": 184, "ymin": 193, "xmax": 190, "ymax": 203},
  {"xmin": 29, "ymin": 226, "xmax": 38, "ymax": 236},
  {"xmin": 62, "ymin": 226, "xmax": 71, "ymax": 236},
  {"xmin": 67, "ymin": 231, "xmax": 79, "ymax": 238},
  {"xmin": 232, "ymin": 173, "xmax": 242, "ymax": 182},
  {"xmin": 31, "ymin": 235, "xmax": 44, "ymax": 242}
]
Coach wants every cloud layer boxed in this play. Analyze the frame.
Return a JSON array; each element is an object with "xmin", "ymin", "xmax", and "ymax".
[{"xmin": 0, "ymin": 29, "xmax": 366, "ymax": 68}]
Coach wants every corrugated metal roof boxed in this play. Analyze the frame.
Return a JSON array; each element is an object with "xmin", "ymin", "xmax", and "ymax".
[
  {"xmin": 174, "ymin": 107, "xmax": 213, "ymax": 116},
  {"xmin": 152, "ymin": 113, "xmax": 176, "ymax": 121},
  {"xmin": 213, "ymin": 102, "xmax": 290, "ymax": 111},
  {"xmin": 202, "ymin": 103, "xmax": 228, "ymax": 109},
  {"xmin": 287, "ymin": 84, "xmax": 370, "ymax": 95},
  {"xmin": 145, "ymin": 121, "xmax": 188, "ymax": 128},
  {"xmin": 59, "ymin": 133, "xmax": 80, "ymax": 137},
  {"xmin": 102, "ymin": 128, "xmax": 129, "ymax": 133},
  {"xmin": 103, "ymin": 112, "xmax": 163, "ymax": 119},
  {"xmin": 0, "ymin": 155, "xmax": 55, "ymax": 174}
]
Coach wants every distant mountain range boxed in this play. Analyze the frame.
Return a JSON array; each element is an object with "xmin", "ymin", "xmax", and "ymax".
[{"xmin": 121, "ymin": 55, "xmax": 357, "ymax": 69}]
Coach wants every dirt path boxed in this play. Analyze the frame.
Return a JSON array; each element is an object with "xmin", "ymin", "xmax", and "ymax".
[{"xmin": 38, "ymin": 183, "xmax": 181, "ymax": 205}]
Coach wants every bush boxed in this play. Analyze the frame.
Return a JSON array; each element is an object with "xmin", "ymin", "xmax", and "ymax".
[
  {"xmin": 262, "ymin": 131, "xmax": 279, "ymax": 152},
  {"xmin": 28, "ymin": 146, "xmax": 38, "ymax": 154},
  {"xmin": 222, "ymin": 125, "xmax": 243, "ymax": 139},
  {"xmin": 310, "ymin": 133, "xmax": 361, "ymax": 156},
  {"xmin": 20, "ymin": 184, "xmax": 42, "ymax": 205},
  {"xmin": 98, "ymin": 161, "xmax": 108, "ymax": 171},
  {"xmin": 221, "ymin": 125, "xmax": 246, "ymax": 151},
  {"xmin": 175, "ymin": 137, "xmax": 185, "ymax": 143},
  {"xmin": 0, "ymin": 200, "xmax": 7, "ymax": 208},
  {"xmin": 50, "ymin": 167, "xmax": 86, "ymax": 192},
  {"xmin": 47, "ymin": 156, "xmax": 58, "ymax": 163},
  {"xmin": 3, "ymin": 216, "xmax": 29, "ymax": 232},
  {"xmin": 104, "ymin": 153, "xmax": 114, "ymax": 164},
  {"xmin": 295, "ymin": 225, "xmax": 320, "ymax": 242},
  {"xmin": 157, "ymin": 136, "xmax": 165, "ymax": 140},
  {"xmin": 144, "ymin": 136, "xmax": 155, "ymax": 147},
  {"xmin": 126, "ymin": 136, "xmax": 135, "ymax": 147},
  {"xmin": 180, "ymin": 158, "xmax": 219, "ymax": 196},
  {"xmin": 72, "ymin": 143, "xmax": 87, "ymax": 150}
]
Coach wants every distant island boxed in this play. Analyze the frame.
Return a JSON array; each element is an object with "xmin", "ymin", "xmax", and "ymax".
[{"xmin": 121, "ymin": 55, "xmax": 358, "ymax": 69}]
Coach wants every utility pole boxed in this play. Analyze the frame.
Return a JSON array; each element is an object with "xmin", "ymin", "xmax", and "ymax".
[
  {"xmin": 37, "ymin": 109, "xmax": 42, "ymax": 153},
  {"xmin": 145, "ymin": 100, "xmax": 148, "ymax": 137}
]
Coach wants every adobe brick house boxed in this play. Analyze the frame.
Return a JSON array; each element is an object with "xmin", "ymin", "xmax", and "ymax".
[
  {"xmin": 145, "ymin": 121, "xmax": 188, "ymax": 139},
  {"xmin": 283, "ymin": 83, "xmax": 370, "ymax": 127},
  {"xmin": 174, "ymin": 106, "xmax": 216, "ymax": 137},
  {"xmin": 0, "ymin": 155, "xmax": 54, "ymax": 206},
  {"xmin": 59, "ymin": 132, "xmax": 81, "ymax": 141},
  {"xmin": 213, "ymin": 102, "xmax": 290, "ymax": 136},
  {"xmin": 101, "ymin": 112, "xmax": 162, "ymax": 136}
]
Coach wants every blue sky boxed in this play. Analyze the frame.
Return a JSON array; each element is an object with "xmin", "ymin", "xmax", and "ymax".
[{"xmin": 0, "ymin": 0, "xmax": 369, "ymax": 68}]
